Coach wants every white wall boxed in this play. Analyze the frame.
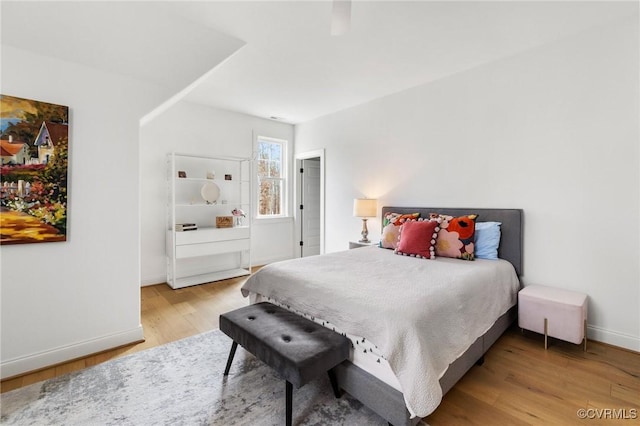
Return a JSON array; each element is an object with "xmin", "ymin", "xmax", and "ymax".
[
  {"xmin": 0, "ymin": 46, "xmax": 167, "ymax": 378},
  {"xmin": 140, "ymin": 101, "xmax": 295, "ymax": 286},
  {"xmin": 295, "ymin": 17, "xmax": 639, "ymax": 350}
]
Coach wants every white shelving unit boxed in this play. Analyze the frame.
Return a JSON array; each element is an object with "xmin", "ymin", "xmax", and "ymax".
[{"xmin": 166, "ymin": 153, "xmax": 252, "ymax": 289}]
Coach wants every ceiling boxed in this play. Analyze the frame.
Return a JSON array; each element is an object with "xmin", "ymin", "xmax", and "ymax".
[
  {"xmin": 1, "ymin": 1, "xmax": 637, "ymax": 124},
  {"xmin": 0, "ymin": 1, "xmax": 245, "ymax": 97}
]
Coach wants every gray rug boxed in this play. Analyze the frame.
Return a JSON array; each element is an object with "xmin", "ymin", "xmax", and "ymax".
[{"xmin": 0, "ymin": 329, "xmax": 390, "ymax": 425}]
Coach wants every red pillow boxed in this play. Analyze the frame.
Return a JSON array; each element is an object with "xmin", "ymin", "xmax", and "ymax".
[{"xmin": 395, "ymin": 219, "xmax": 440, "ymax": 259}]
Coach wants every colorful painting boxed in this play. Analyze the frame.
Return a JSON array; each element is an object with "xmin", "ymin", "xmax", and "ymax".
[{"xmin": 0, "ymin": 95, "xmax": 69, "ymax": 244}]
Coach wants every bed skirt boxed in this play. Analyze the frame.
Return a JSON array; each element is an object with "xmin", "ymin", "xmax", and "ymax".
[{"xmin": 333, "ymin": 304, "xmax": 517, "ymax": 426}]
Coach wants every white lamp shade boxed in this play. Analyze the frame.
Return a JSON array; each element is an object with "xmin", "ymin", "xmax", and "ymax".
[{"xmin": 353, "ymin": 198, "xmax": 377, "ymax": 217}]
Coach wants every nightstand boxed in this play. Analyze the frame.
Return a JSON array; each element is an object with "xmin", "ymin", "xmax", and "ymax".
[{"xmin": 349, "ymin": 241, "xmax": 378, "ymax": 249}]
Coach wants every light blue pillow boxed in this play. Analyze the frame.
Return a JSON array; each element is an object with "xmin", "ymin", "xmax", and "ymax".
[{"xmin": 474, "ymin": 222, "xmax": 501, "ymax": 260}]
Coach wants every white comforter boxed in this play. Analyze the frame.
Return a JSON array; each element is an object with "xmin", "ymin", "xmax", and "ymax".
[{"xmin": 241, "ymin": 246, "xmax": 519, "ymax": 417}]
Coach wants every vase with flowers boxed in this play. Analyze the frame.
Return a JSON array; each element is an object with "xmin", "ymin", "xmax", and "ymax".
[{"xmin": 231, "ymin": 208, "xmax": 246, "ymax": 227}]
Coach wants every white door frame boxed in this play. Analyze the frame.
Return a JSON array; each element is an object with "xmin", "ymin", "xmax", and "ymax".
[{"xmin": 295, "ymin": 149, "xmax": 325, "ymax": 257}]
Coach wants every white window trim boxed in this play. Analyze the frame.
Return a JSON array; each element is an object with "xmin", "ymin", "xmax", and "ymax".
[{"xmin": 254, "ymin": 135, "xmax": 290, "ymax": 221}]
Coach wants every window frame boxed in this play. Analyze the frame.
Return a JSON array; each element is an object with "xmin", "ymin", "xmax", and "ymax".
[{"xmin": 255, "ymin": 136, "xmax": 289, "ymax": 220}]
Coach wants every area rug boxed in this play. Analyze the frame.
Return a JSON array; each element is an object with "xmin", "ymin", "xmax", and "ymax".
[{"xmin": 1, "ymin": 329, "xmax": 393, "ymax": 425}]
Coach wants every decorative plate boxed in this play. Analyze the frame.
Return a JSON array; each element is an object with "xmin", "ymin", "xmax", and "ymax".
[{"xmin": 200, "ymin": 182, "xmax": 220, "ymax": 204}]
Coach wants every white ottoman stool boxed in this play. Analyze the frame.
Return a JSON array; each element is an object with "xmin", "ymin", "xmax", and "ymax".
[{"xmin": 518, "ymin": 285, "xmax": 588, "ymax": 350}]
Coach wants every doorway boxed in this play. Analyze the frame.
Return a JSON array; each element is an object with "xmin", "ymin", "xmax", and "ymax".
[{"xmin": 295, "ymin": 150, "xmax": 325, "ymax": 257}]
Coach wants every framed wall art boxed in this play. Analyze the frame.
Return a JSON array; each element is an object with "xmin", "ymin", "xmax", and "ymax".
[{"xmin": 0, "ymin": 94, "xmax": 69, "ymax": 244}]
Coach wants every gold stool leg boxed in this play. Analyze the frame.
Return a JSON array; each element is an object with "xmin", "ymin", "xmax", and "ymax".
[
  {"xmin": 544, "ymin": 318, "xmax": 548, "ymax": 350},
  {"xmin": 584, "ymin": 319, "xmax": 587, "ymax": 352}
]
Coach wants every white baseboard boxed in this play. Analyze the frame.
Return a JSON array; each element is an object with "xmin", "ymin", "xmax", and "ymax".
[
  {"xmin": 141, "ymin": 275, "xmax": 167, "ymax": 287},
  {"xmin": 252, "ymin": 254, "xmax": 293, "ymax": 267},
  {"xmin": 1, "ymin": 326, "xmax": 144, "ymax": 380},
  {"xmin": 588, "ymin": 325, "xmax": 639, "ymax": 352}
]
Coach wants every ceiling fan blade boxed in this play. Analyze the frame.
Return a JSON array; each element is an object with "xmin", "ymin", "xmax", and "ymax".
[{"xmin": 331, "ymin": 0, "xmax": 351, "ymax": 36}]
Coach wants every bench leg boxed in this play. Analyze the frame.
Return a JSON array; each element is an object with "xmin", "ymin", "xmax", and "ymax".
[
  {"xmin": 224, "ymin": 341, "xmax": 238, "ymax": 376},
  {"xmin": 327, "ymin": 368, "xmax": 342, "ymax": 398},
  {"xmin": 286, "ymin": 381, "xmax": 293, "ymax": 426}
]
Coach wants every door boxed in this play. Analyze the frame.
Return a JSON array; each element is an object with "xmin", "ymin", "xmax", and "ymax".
[{"xmin": 300, "ymin": 158, "xmax": 321, "ymax": 257}]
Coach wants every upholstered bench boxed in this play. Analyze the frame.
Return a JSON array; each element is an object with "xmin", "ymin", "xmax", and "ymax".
[
  {"xmin": 518, "ymin": 285, "xmax": 588, "ymax": 350},
  {"xmin": 220, "ymin": 302, "xmax": 350, "ymax": 426}
]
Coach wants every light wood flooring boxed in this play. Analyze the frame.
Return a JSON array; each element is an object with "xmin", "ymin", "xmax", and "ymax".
[{"xmin": 2, "ymin": 274, "xmax": 639, "ymax": 425}]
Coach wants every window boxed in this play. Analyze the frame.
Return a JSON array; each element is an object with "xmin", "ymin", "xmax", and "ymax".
[{"xmin": 256, "ymin": 137, "xmax": 287, "ymax": 217}]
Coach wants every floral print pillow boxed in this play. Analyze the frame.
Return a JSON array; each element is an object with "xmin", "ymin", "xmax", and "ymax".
[
  {"xmin": 380, "ymin": 223, "xmax": 402, "ymax": 249},
  {"xmin": 382, "ymin": 212, "xmax": 420, "ymax": 227},
  {"xmin": 429, "ymin": 213, "xmax": 478, "ymax": 260},
  {"xmin": 379, "ymin": 212, "xmax": 421, "ymax": 250}
]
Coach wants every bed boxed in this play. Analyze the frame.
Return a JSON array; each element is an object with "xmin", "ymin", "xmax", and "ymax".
[{"xmin": 241, "ymin": 207, "xmax": 523, "ymax": 425}]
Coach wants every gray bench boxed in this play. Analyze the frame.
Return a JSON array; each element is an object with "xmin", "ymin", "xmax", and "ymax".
[{"xmin": 220, "ymin": 302, "xmax": 350, "ymax": 426}]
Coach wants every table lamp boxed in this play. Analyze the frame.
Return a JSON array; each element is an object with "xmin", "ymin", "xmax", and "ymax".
[{"xmin": 353, "ymin": 198, "xmax": 377, "ymax": 243}]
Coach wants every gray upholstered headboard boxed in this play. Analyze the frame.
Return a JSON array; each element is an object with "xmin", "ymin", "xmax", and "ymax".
[{"xmin": 381, "ymin": 207, "xmax": 523, "ymax": 276}]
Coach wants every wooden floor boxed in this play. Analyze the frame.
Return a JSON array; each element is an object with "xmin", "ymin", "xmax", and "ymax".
[
  {"xmin": 2, "ymin": 274, "xmax": 639, "ymax": 425},
  {"xmin": 426, "ymin": 331, "xmax": 640, "ymax": 425}
]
